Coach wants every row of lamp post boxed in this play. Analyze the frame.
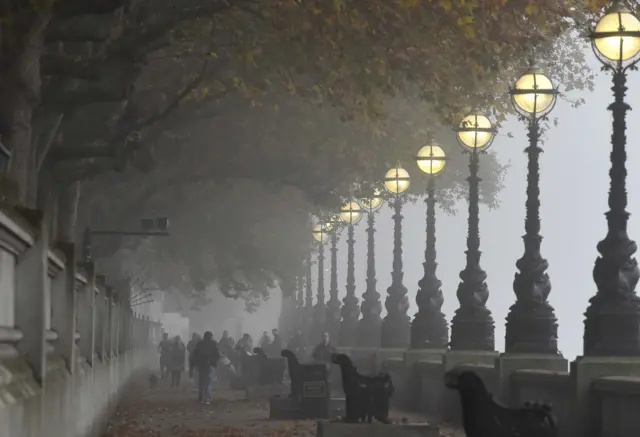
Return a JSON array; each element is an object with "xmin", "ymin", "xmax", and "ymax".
[{"xmin": 297, "ymin": 1, "xmax": 640, "ymax": 358}]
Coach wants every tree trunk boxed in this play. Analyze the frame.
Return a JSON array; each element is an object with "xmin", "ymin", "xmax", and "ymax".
[
  {"xmin": 0, "ymin": 6, "xmax": 52, "ymax": 206},
  {"xmin": 56, "ymin": 181, "xmax": 81, "ymax": 242}
]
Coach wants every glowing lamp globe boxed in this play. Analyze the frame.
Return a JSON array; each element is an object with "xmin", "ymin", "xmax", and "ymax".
[
  {"xmin": 359, "ymin": 189, "xmax": 384, "ymax": 213},
  {"xmin": 510, "ymin": 71, "xmax": 557, "ymax": 117},
  {"xmin": 312, "ymin": 222, "xmax": 330, "ymax": 243},
  {"xmin": 591, "ymin": 4, "xmax": 640, "ymax": 65},
  {"xmin": 455, "ymin": 115, "xmax": 496, "ymax": 151},
  {"xmin": 340, "ymin": 201, "xmax": 363, "ymax": 225},
  {"xmin": 416, "ymin": 144, "xmax": 447, "ymax": 175},
  {"xmin": 384, "ymin": 167, "xmax": 410, "ymax": 194}
]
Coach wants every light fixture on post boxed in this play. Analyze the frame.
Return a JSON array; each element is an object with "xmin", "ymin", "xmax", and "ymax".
[
  {"xmin": 325, "ymin": 213, "xmax": 344, "ymax": 342},
  {"xmin": 338, "ymin": 200, "xmax": 363, "ymax": 346},
  {"xmin": 381, "ymin": 166, "xmax": 411, "ymax": 348},
  {"xmin": 584, "ymin": 1, "xmax": 640, "ymax": 356},
  {"xmin": 505, "ymin": 61, "xmax": 560, "ymax": 354},
  {"xmin": 311, "ymin": 220, "xmax": 331, "ymax": 341},
  {"xmin": 356, "ymin": 190, "xmax": 385, "ymax": 347},
  {"xmin": 449, "ymin": 115, "xmax": 496, "ymax": 351},
  {"xmin": 411, "ymin": 144, "xmax": 449, "ymax": 349}
]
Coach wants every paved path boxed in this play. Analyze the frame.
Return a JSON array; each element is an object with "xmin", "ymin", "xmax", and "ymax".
[{"xmin": 102, "ymin": 372, "xmax": 464, "ymax": 437}]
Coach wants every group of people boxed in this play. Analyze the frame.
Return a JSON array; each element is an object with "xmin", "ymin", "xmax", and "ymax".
[
  {"xmin": 157, "ymin": 327, "xmax": 337, "ymax": 405},
  {"xmin": 158, "ymin": 331, "xmax": 221, "ymax": 404}
]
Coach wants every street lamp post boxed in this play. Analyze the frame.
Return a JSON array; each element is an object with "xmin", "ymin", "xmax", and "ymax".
[
  {"xmin": 325, "ymin": 213, "xmax": 344, "ymax": 342},
  {"xmin": 312, "ymin": 221, "xmax": 331, "ymax": 342},
  {"xmin": 504, "ymin": 64, "xmax": 560, "ymax": 353},
  {"xmin": 584, "ymin": 3, "xmax": 640, "ymax": 356},
  {"xmin": 411, "ymin": 144, "xmax": 449, "ymax": 349},
  {"xmin": 339, "ymin": 200, "xmax": 363, "ymax": 346},
  {"xmin": 305, "ymin": 249, "xmax": 314, "ymax": 343},
  {"xmin": 381, "ymin": 166, "xmax": 411, "ymax": 348},
  {"xmin": 297, "ymin": 275, "xmax": 305, "ymax": 329},
  {"xmin": 450, "ymin": 115, "xmax": 497, "ymax": 351},
  {"xmin": 356, "ymin": 191, "xmax": 385, "ymax": 347}
]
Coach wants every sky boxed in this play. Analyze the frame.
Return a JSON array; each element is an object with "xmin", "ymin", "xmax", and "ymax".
[{"xmin": 321, "ymin": 50, "xmax": 640, "ymax": 361}]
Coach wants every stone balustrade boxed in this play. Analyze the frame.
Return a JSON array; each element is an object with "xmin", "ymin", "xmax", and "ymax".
[
  {"xmin": 331, "ymin": 347, "xmax": 640, "ymax": 437},
  {"xmin": 0, "ymin": 207, "xmax": 158, "ymax": 437}
]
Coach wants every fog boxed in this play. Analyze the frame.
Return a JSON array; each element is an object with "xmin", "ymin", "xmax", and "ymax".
[
  {"xmin": 188, "ymin": 48, "xmax": 640, "ymax": 360},
  {"xmin": 325, "ymin": 51, "xmax": 640, "ymax": 361}
]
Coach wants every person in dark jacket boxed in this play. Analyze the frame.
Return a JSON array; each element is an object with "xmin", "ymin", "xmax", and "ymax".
[
  {"xmin": 191, "ymin": 331, "xmax": 220, "ymax": 404},
  {"xmin": 312, "ymin": 332, "xmax": 336, "ymax": 363},
  {"xmin": 158, "ymin": 332, "xmax": 171, "ymax": 379},
  {"xmin": 270, "ymin": 328, "xmax": 283, "ymax": 356},
  {"xmin": 169, "ymin": 336, "xmax": 186, "ymax": 387},
  {"xmin": 187, "ymin": 333, "xmax": 200, "ymax": 380}
]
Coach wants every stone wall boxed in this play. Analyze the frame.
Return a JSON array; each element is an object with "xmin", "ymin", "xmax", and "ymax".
[
  {"xmin": 335, "ymin": 347, "xmax": 640, "ymax": 437},
  {"xmin": 0, "ymin": 207, "xmax": 158, "ymax": 437}
]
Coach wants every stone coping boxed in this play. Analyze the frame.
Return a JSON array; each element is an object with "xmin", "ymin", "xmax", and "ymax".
[
  {"xmin": 317, "ymin": 421, "xmax": 440, "ymax": 437},
  {"xmin": 511, "ymin": 369, "xmax": 572, "ymax": 389},
  {"xmin": 593, "ymin": 376, "xmax": 640, "ymax": 396}
]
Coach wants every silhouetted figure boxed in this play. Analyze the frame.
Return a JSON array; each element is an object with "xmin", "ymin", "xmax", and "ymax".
[
  {"xmin": 259, "ymin": 331, "xmax": 271, "ymax": 349},
  {"xmin": 218, "ymin": 330, "xmax": 234, "ymax": 357},
  {"xmin": 286, "ymin": 328, "xmax": 306, "ymax": 358},
  {"xmin": 312, "ymin": 332, "xmax": 336, "ymax": 363},
  {"xmin": 169, "ymin": 336, "xmax": 186, "ymax": 386},
  {"xmin": 187, "ymin": 333, "xmax": 200, "ymax": 379},
  {"xmin": 270, "ymin": 328, "xmax": 282, "ymax": 356},
  {"xmin": 158, "ymin": 332, "xmax": 171, "ymax": 379},
  {"xmin": 235, "ymin": 333, "xmax": 253, "ymax": 354},
  {"xmin": 192, "ymin": 331, "xmax": 221, "ymax": 405}
]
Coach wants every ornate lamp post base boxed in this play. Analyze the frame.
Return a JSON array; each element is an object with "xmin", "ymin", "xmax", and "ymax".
[
  {"xmin": 584, "ymin": 291, "xmax": 640, "ymax": 356},
  {"xmin": 450, "ymin": 307, "xmax": 495, "ymax": 351},
  {"xmin": 339, "ymin": 296, "xmax": 359, "ymax": 347},
  {"xmin": 505, "ymin": 301, "xmax": 557, "ymax": 353},
  {"xmin": 357, "ymin": 289, "xmax": 382, "ymax": 348},
  {"xmin": 411, "ymin": 310, "xmax": 448, "ymax": 349},
  {"xmin": 381, "ymin": 283, "xmax": 410, "ymax": 348}
]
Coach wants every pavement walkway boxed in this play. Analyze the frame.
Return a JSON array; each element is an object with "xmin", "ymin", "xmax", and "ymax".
[{"xmin": 102, "ymin": 372, "xmax": 464, "ymax": 437}]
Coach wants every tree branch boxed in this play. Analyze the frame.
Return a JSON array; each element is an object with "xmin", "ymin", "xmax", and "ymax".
[{"xmin": 37, "ymin": 113, "xmax": 64, "ymax": 172}]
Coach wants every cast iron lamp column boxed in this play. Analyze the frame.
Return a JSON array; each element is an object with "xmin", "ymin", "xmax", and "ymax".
[
  {"xmin": 584, "ymin": 3, "xmax": 640, "ymax": 356},
  {"xmin": 339, "ymin": 200, "xmax": 364, "ymax": 346},
  {"xmin": 450, "ymin": 115, "xmax": 496, "ymax": 351},
  {"xmin": 304, "ymin": 250, "xmax": 314, "ymax": 343},
  {"xmin": 381, "ymin": 167, "xmax": 411, "ymax": 348},
  {"xmin": 504, "ymin": 66, "xmax": 560, "ymax": 353},
  {"xmin": 325, "ymin": 213, "xmax": 344, "ymax": 341},
  {"xmin": 297, "ymin": 275, "xmax": 305, "ymax": 329},
  {"xmin": 356, "ymin": 191, "xmax": 385, "ymax": 347},
  {"xmin": 411, "ymin": 144, "xmax": 449, "ymax": 349},
  {"xmin": 312, "ymin": 221, "xmax": 330, "ymax": 342}
]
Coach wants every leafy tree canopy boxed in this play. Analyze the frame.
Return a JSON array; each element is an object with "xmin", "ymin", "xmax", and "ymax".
[{"xmin": 0, "ymin": 0, "xmax": 611, "ymax": 304}]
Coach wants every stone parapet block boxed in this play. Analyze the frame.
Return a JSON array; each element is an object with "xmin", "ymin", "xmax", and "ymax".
[{"xmin": 317, "ymin": 421, "xmax": 441, "ymax": 437}]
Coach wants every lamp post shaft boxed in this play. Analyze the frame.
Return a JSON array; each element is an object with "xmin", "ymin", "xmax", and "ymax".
[
  {"xmin": 381, "ymin": 196, "xmax": 410, "ymax": 348},
  {"xmin": 340, "ymin": 224, "xmax": 360, "ymax": 346},
  {"xmin": 357, "ymin": 212, "xmax": 382, "ymax": 347},
  {"xmin": 505, "ymin": 118, "xmax": 557, "ymax": 354},
  {"xmin": 411, "ymin": 177, "xmax": 448, "ymax": 349},
  {"xmin": 584, "ymin": 69, "xmax": 640, "ymax": 356},
  {"xmin": 451, "ymin": 149, "xmax": 495, "ymax": 351},
  {"xmin": 297, "ymin": 275, "xmax": 304, "ymax": 328},
  {"xmin": 326, "ymin": 232, "xmax": 341, "ymax": 340},
  {"xmin": 313, "ymin": 242, "xmax": 327, "ymax": 341},
  {"xmin": 305, "ymin": 251, "xmax": 314, "ymax": 342}
]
